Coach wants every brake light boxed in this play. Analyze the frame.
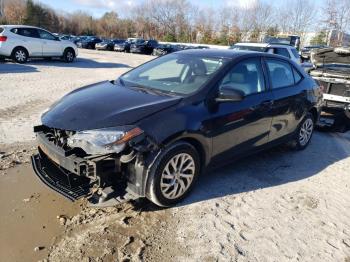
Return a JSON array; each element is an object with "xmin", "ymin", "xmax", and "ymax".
[{"xmin": 0, "ymin": 36, "xmax": 7, "ymax": 42}]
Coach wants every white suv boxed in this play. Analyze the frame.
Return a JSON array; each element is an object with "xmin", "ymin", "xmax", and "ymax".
[
  {"xmin": 231, "ymin": 43, "xmax": 301, "ymax": 64},
  {"xmin": 0, "ymin": 25, "xmax": 78, "ymax": 63}
]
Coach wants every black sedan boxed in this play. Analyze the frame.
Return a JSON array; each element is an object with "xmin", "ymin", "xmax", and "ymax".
[
  {"xmin": 79, "ymin": 37, "xmax": 102, "ymax": 49},
  {"xmin": 130, "ymin": 39, "xmax": 158, "ymax": 55},
  {"xmin": 31, "ymin": 50, "xmax": 322, "ymax": 207},
  {"xmin": 152, "ymin": 44, "xmax": 182, "ymax": 56},
  {"xmin": 96, "ymin": 39, "xmax": 125, "ymax": 51}
]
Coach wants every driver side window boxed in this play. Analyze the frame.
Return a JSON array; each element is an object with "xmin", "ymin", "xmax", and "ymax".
[{"xmin": 219, "ymin": 58, "xmax": 265, "ymax": 96}]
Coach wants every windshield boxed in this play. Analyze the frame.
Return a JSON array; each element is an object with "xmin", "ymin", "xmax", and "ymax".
[
  {"xmin": 119, "ymin": 53, "xmax": 228, "ymax": 95},
  {"xmin": 231, "ymin": 45, "xmax": 267, "ymax": 52}
]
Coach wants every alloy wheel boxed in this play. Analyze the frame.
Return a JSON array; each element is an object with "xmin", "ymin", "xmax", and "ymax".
[
  {"xmin": 66, "ymin": 51, "xmax": 74, "ymax": 62},
  {"xmin": 299, "ymin": 118, "xmax": 314, "ymax": 146},
  {"xmin": 15, "ymin": 50, "xmax": 26, "ymax": 62},
  {"xmin": 160, "ymin": 153, "xmax": 195, "ymax": 199}
]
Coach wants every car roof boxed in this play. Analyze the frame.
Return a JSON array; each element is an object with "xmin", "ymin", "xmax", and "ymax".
[
  {"xmin": 175, "ymin": 48, "xmax": 294, "ymax": 60},
  {"xmin": 235, "ymin": 42, "xmax": 295, "ymax": 49},
  {"xmin": 1, "ymin": 25, "xmax": 39, "ymax": 29}
]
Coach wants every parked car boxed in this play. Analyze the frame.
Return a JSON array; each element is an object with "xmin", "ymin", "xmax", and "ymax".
[
  {"xmin": 152, "ymin": 44, "xmax": 181, "ymax": 56},
  {"xmin": 79, "ymin": 37, "xmax": 102, "ymax": 49},
  {"xmin": 310, "ymin": 47, "xmax": 350, "ymax": 120},
  {"xmin": 231, "ymin": 43, "xmax": 301, "ymax": 64},
  {"xmin": 96, "ymin": 39, "xmax": 125, "ymax": 51},
  {"xmin": 300, "ymin": 45, "xmax": 328, "ymax": 62},
  {"xmin": 114, "ymin": 38, "xmax": 141, "ymax": 53},
  {"xmin": 60, "ymin": 34, "xmax": 75, "ymax": 41},
  {"xmin": 31, "ymin": 50, "xmax": 322, "ymax": 207},
  {"xmin": 71, "ymin": 36, "xmax": 88, "ymax": 45},
  {"xmin": 0, "ymin": 25, "xmax": 78, "ymax": 63},
  {"xmin": 130, "ymin": 39, "xmax": 158, "ymax": 55}
]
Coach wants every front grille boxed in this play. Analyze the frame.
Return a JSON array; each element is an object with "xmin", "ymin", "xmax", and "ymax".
[
  {"xmin": 32, "ymin": 153, "xmax": 93, "ymax": 201},
  {"xmin": 329, "ymin": 83, "xmax": 350, "ymax": 97},
  {"xmin": 36, "ymin": 126, "xmax": 75, "ymax": 151}
]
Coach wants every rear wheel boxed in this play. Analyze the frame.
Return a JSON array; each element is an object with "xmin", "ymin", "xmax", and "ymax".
[
  {"xmin": 146, "ymin": 142, "xmax": 200, "ymax": 207},
  {"xmin": 63, "ymin": 48, "xmax": 75, "ymax": 63},
  {"xmin": 12, "ymin": 47, "xmax": 28, "ymax": 63},
  {"xmin": 290, "ymin": 113, "xmax": 315, "ymax": 150}
]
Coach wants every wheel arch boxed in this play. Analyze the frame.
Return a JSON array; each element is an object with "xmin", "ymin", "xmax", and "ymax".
[
  {"xmin": 161, "ymin": 133, "xmax": 210, "ymax": 170},
  {"xmin": 11, "ymin": 46, "xmax": 29, "ymax": 57},
  {"xmin": 64, "ymin": 47, "xmax": 75, "ymax": 56}
]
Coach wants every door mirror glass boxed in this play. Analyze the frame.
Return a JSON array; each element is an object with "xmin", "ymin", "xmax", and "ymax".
[{"xmin": 216, "ymin": 86, "xmax": 244, "ymax": 102}]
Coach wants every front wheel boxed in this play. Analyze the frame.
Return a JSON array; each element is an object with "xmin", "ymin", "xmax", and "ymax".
[
  {"xmin": 146, "ymin": 142, "xmax": 200, "ymax": 207},
  {"xmin": 290, "ymin": 113, "xmax": 315, "ymax": 150},
  {"xmin": 63, "ymin": 48, "xmax": 75, "ymax": 63}
]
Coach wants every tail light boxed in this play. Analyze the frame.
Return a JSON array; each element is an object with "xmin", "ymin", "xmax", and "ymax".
[{"xmin": 0, "ymin": 36, "xmax": 7, "ymax": 42}]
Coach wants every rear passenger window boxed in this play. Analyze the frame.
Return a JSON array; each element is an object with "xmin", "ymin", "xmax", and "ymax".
[
  {"xmin": 293, "ymin": 67, "xmax": 302, "ymax": 83},
  {"xmin": 266, "ymin": 59, "xmax": 294, "ymax": 89},
  {"xmin": 13, "ymin": 28, "xmax": 39, "ymax": 38},
  {"xmin": 0, "ymin": 27, "xmax": 4, "ymax": 33},
  {"xmin": 274, "ymin": 48, "xmax": 290, "ymax": 58}
]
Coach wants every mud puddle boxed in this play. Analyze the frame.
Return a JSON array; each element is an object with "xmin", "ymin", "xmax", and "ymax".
[{"xmin": 0, "ymin": 164, "xmax": 81, "ymax": 262}]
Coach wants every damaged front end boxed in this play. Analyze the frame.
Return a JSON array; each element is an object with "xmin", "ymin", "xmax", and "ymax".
[
  {"xmin": 310, "ymin": 47, "xmax": 350, "ymax": 119},
  {"xmin": 31, "ymin": 125, "xmax": 159, "ymax": 207}
]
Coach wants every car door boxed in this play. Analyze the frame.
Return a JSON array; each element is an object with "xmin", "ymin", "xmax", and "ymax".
[
  {"xmin": 37, "ymin": 29, "xmax": 62, "ymax": 56},
  {"xmin": 264, "ymin": 58, "xmax": 305, "ymax": 141},
  {"xmin": 208, "ymin": 57, "xmax": 274, "ymax": 161},
  {"xmin": 15, "ymin": 28, "xmax": 42, "ymax": 56}
]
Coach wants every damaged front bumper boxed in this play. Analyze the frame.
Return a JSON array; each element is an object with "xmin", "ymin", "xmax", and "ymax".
[{"xmin": 31, "ymin": 126, "xmax": 158, "ymax": 207}]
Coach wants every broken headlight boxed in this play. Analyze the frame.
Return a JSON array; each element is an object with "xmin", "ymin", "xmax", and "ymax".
[{"xmin": 67, "ymin": 127, "xmax": 143, "ymax": 155}]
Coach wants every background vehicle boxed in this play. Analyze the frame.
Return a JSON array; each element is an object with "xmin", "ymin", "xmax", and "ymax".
[
  {"xmin": 152, "ymin": 44, "xmax": 181, "ymax": 56},
  {"xmin": 264, "ymin": 35, "xmax": 301, "ymax": 50},
  {"xmin": 231, "ymin": 42, "xmax": 301, "ymax": 64},
  {"xmin": 310, "ymin": 47, "xmax": 350, "ymax": 120},
  {"xmin": 32, "ymin": 50, "xmax": 321, "ymax": 208},
  {"xmin": 301, "ymin": 45, "xmax": 328, "ymax": 62},
  {"xmin": 0, "ymin": 25, "xmax": 78, "ymax": 63},
  {"xmin": 96, "ymin": 39, "xmax": 125, "ymax": 51},
  {"xmin": 130, "ymin": 39, "xmax": 158, "ymax": 55},
  {"xmin": 114, "ymin": 38, "xmax": 141, "ymax": 53},
  {"xmin": 79, "ymin": 36, "xmax": 102, "ymax": 49}
]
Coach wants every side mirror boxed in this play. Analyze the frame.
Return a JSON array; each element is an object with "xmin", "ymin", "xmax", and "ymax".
[
  {"xmin": 55, "ymin": 37, "xmax": 60, "ymax": 41},
  {"xmin": 215, "ymin": 86, "xmax": 244, "ymax": 102}
]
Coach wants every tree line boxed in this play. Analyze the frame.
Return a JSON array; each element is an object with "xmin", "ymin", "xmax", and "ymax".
[{"xmin": 1, "ymin": 0, "xmax": 350, "ymax": 46}]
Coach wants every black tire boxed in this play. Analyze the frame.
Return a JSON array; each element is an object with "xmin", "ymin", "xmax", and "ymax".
[
  {"xmin": 146, "ymin": 141, "xmax": 200, "ymax": 207},
  {"xmin": 63, "ymin": 48, "xmax": 75, "ymax": 63},
  {"xmin": 290, "ymin": 112, "xmax": 315, "ymax": 150},
  {"xmin": 12, "ymin": 47, "xmax": 28, "ymax": 64}
]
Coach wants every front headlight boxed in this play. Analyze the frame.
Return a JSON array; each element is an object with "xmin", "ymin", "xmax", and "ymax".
[{"xmin": 67, "ymin": 127, "xmax": 143, "ymax": 155}]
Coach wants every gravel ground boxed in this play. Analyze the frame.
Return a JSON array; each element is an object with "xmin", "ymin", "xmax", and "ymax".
[{"xmin": 0, "ymin": 49, "xmax": 349, "ymax": 262}]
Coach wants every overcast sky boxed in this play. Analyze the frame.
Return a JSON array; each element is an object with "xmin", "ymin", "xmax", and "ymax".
[{"xmin": 36, "ymin": 0, "xmax": 323, "ymax": 18}]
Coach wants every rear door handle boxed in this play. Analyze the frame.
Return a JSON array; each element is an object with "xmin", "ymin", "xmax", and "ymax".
[{"xmin": 261, "ymin": 100, "xmax": 274, "ymax": 107}]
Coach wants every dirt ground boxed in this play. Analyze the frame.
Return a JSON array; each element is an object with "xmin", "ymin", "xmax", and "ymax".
[{"xmin": 0, "ymin": 49, "xmax": 349, "ymax": 262}]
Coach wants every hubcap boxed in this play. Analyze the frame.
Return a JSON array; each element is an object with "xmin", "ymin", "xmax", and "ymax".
[
  {"xmin": 299, "ymin": 118, "xmax": 314, "ymax": 146},
  {"xmin": 15, "ymin": 50, "xmax": 26, "ymax": 61},
  {"xmin": 160, "ymin": 153, "xmax": 195, "ymax": 199},
  {"xmin": 67, "ymin": 51, "xmax": 74, "ymax": 61}
]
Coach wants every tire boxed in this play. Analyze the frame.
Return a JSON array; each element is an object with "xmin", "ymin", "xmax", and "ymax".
[
  {"xmin": 146, "ymin": 141, "xmax": 200, "ymax": 207},
  {"xmin": 12, "ymin": 47, "xmax": 28, "ymax": 64},
  {"xmin": 63, "ymin": 48, "xmax": 75, "ymax": 63},
  {"xmin": 290, "ymin": 112, "xmax": 315, "ymax": 150}
]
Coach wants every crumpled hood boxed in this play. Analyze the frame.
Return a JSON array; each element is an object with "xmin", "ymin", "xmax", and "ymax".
[
  {"xmin": 311, "ymin": 47, "xmax": 350, "ymax": 66},
  {"xmin": 42, "ymin": 81, "xmax": 181, "ymax": 131}
]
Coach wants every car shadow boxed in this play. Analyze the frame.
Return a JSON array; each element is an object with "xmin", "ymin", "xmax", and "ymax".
[
  {"xmin": 133, "ymin": 131, "xmax": 349, "ymax": 211},
  {"xmin": 28, "ymin": 57, "xmax": 131, "ymax": 69},
  {"xmin": 0, "ymin": 62, "xmax": 39, "ymax": 74}
]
